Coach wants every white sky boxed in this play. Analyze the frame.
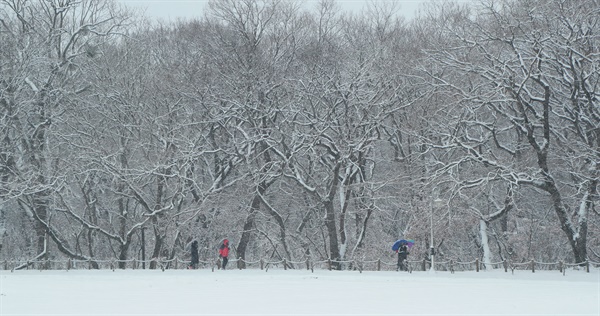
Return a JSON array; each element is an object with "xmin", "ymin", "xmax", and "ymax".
[
  {"xmin": 2, "ymin": 269, "xmax": 599, "ymax": 315},
  {"xmin": 118, "ymin": 0, "xmax": 438, "ymax": 21}
]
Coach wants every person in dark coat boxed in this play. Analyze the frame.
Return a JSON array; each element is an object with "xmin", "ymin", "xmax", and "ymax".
[
  {"xmin": 218, "ymin": 239, "xmax": 230, "ymax": 269},
  {"xmin": 397, "ymin": 244, "xmax": 409, "ymax": 271},
  {"xmin": 189, "ymin": 240, "xmax": 199, "ymax": 269}
]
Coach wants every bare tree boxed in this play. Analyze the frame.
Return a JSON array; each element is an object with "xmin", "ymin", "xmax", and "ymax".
[
  {"xmin": 0, "ymin": 0, "xmax": 130, "ymax": 265},
  {"xmin": 424, "ymin": 0, "xmax": 599, "ymax": 264}
]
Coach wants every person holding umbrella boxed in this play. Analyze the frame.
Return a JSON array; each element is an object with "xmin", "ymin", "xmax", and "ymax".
[
  {"xmin": 397, "ymin": 244, "xmax": 409, "ymax": 271},
  {"xmin": 392, "ymin": 239, "xmax": 414, "ymax": 271}
]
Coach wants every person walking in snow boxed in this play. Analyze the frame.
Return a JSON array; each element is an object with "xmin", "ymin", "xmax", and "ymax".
[
  {"xmin": 397, "ymin": 244, "xmax": 409, "ymax": 271},
  {"xmin": 218, "ymin": 239, "xmax": 230, "ymax": 270},
  {"xmin": 188, "ymin": 240, "xmax": 199, "ymax": 269}
]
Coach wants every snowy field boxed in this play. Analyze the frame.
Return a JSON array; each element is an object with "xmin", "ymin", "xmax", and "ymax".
[{"xmin": 1, "ymin": 268, "xmax": 598, "ymax": 315}]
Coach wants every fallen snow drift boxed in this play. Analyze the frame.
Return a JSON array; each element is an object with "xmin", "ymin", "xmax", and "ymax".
[{"xmin": 1, "ymin": 268, "xmax": 598, "ymax": 315}]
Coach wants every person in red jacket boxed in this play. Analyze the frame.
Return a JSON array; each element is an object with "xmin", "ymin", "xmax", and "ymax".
[{"xmin": 218, "ymin": 239, "xmax": 230, "ymax": 269}]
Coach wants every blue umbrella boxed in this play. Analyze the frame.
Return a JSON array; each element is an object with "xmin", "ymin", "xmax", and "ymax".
[{"xmin": 392, "ymin": 239, "xmax": 415, "ymax": 251}]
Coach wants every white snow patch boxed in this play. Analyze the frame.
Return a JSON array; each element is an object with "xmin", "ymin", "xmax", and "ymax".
[{"xmin": 0, "ymin": 269, "xmax": 598, "ymax": 315}]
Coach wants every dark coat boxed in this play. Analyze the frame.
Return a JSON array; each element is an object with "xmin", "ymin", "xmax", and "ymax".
[
  {"xmin": 191, "ymin": 240, "xmax": 199, "ymax": 264},
  {"xmin": 397, "ymin": 245, "xmax": 409, "ymax": 261}
]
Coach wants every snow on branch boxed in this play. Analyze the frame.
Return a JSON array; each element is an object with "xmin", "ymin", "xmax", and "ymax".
[{"xmin": 24, "ymin": 77, "xmax": 39, "ymax": 93}]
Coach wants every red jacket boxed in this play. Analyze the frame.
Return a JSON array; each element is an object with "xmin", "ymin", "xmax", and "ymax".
[{"xmin": 219, "ymin": 239, "xmax": 230, "ymax": 258}]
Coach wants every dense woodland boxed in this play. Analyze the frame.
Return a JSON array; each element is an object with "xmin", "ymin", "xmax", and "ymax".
[{"xmin": 0, "ymin": 0, "xmax": 598, "ymax": 269}]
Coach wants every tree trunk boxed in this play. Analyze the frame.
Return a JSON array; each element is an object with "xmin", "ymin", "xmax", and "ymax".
[
  {"xmin": 236, "ymin": 181, "xmax": 269, "ymax": 268},
  {"xmin": 323, "ymin": 162, "xmax": 342, "ymax": 270},
  {"xmin": 480, "ymin": 219, "xmax": 492, "ymax": 269},
  {"xmin": 259, "ymin": 193, "xmax": 293, "ymax": 266},
  {"xmin": 546, "ymin": 180, "xmax": 587, "ymax": 264},
  {"xmin": 117, "ymin": 183, "xmax": 128, "ymax": 269},
  {"xmin": 32, "ymin": 190, "xmax": 49, "ymax": 256}
]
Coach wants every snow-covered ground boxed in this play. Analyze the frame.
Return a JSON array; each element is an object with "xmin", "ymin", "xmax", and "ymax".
[{"xmin": 1, "ymin": 268, "xmax": 598, "ymax": 315}]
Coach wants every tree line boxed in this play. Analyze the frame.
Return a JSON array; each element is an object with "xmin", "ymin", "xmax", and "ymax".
[{"xmin": 0, "ymin": 0, "xmax": 598, "ymax": 269}]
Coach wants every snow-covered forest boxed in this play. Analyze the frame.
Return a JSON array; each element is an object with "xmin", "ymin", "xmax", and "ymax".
[{"xmin": 0, "ymin": 0, "xmax": 598, "ymax": 269}]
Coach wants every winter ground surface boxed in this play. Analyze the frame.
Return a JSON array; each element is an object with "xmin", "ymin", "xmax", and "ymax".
[{"xmin": 0, "ymin": 267, "xmax": 598, "ymax": 316}]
